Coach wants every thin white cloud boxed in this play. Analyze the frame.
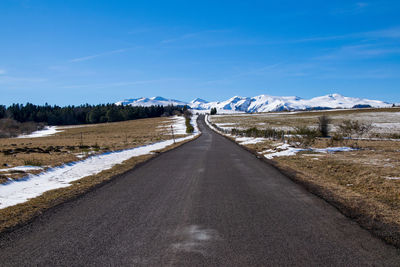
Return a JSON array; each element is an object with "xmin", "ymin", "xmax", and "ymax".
[
  {"xmin": 0, "ymin": 69, "xmax": 5, "ymax": 75},
  {"xmin": 289, "ymin": 26, "xmax": 400, "ymax": 44},
  {"xmin": 69, "ymin": 48, "xmax": 128, "ymax": 63},
  {"xmin": 332, "ymin": 2, "xmax": 370, "ymax": 14},
  {"xmin": 315, "ymin": 44, "xmax": 400, "ymax": 60},
  {"xmin": 365, "ymin": 26, "xmax": 400, "ymax": 39}
]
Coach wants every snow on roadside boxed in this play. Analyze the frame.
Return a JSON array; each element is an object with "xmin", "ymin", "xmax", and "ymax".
[
  {"xmin": 215, "ymin": 122, "xmax": 239, "ymax": 132},
  {"xmin": 0, "ymin": 117, "xmax": 200, "ymax": 209},
  {"xmin": 264, "ymin": 147, "xmax": 308, "ymax": 159},
  {"xmin": 264, "ymin": 146, "xmax": 357, "ymax": 159},
  {"xmin": 0, "ymin": 166, "xmax": 44, "ymax": 172},
  {"xmin": 236, "ymin": 137, "xmax": 267, "ymax": 145},
  {"xmin": 17, "ymin": 126, "xmax": 62, "ymax": 139}
]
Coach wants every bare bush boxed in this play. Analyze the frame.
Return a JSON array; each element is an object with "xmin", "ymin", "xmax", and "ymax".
[
  {"xmin": 337, "ymin": 120, "xmax": 372, "ymax": 139},
  {"xmin": 290, "ymin": 126, "xmax": 319, "ymax": 148},
  {"xmin": 0, "ymin": 119, "xmax": 45, "ymax": 138},
  {"xmin": 318, "ymin": 115, "xmax": 331, "ymax": 137},
  {"xmin": 231, "ymin": 127, "xmax": 285, "ymax": 140}
]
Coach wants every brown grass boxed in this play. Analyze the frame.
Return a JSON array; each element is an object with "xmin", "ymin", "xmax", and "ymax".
[
  {"xmin": 211, "ymin": 107, "xmax": 400, "ymax": 134},
  {"xmin": 0, "ymin": 117, "xmax": 186, "ymax": 183}
]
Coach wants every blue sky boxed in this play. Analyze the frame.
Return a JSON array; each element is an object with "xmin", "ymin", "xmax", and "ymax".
[{"xmin": 1, "ymin": 0, "xmax": 400, "ymax": 105}]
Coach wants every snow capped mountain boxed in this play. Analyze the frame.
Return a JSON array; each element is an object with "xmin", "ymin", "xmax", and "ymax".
[
  {"xmin": 116, "ymin": 94, "xmax": 392, "ymax": 113},
  {"xmin": 189, "ymin": 98, "xmax": 210, "ymax": 109},
  {"xmin": 115, "ymin": 96, "xmax": 187, "ymax": 107}
]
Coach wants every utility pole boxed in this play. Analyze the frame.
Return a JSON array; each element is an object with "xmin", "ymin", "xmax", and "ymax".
[{"xmin": 171, "ymin": 125, "xmax": 175, "ymax": 144}]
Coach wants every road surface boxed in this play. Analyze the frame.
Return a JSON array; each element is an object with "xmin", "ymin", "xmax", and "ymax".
[{"xmin": 0, "ymin": 116, "xmax": 399, "ymax": 266}]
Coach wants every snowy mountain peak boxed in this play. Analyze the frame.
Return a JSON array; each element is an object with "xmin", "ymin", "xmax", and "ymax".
[
  {"xmin": 116, "ymin": 94, "xmax": 392, "ymax": 113},
  {"xmin": 190, "ymin": 98, "xmax": 208, "ymax": 104},
  {"xmin": 327, "ymin": 93, "xmax": 343, "ymax": 98},
  {"xmin": 116, "ymin": 97, "xmax": 187, "ymax": 107},
  {"xmin": 151, "ymin": 96, "xmax": 168, "ymax": 101}
]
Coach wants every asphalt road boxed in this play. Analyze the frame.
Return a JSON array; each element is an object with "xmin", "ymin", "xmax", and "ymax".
[{"xmin": 0, "ymin": 116, "xmax": 399, "ymax": 266}]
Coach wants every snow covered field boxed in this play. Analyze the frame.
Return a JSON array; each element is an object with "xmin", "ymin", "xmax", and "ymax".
[{"xmin": 0, "ymin": 115, "xmax": 199, "ymax": 209}]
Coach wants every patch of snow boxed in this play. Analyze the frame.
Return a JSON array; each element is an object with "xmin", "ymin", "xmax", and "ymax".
[
  {"xmin": 276, "ymin": 143, "xmax": 292, "ymax": 150},
  {"xmin": 0, "ymin": 118, "xmax": 199, "ymax": 209},
  {"xmin": 313, "ymin": 147, "xmax": 356, "ymax": 153},
  {"xmin": 265, "ymin": 147, "xmax": 309, "ymax": 159},
  {"xmin": 259, "ymin": 148, "xmax": 275, "ymax": 154},
  {"xmin": 215, "ymin": 122, "xmax": 237, "ymax": 127},
  {"xmin": 235, "ymin": 137, "xmax": 267, "ymax": 145},
  {"xmin": 158, "ymin": 116, "xmax": 188, "ymax": 135},
  {"xmin": 384, "ymin": 176, "xmax": 400, "ymax": 180},
  {"xmin": 264, "ymin": 145, "xmax": 355, "ymax": 159},
  {"xmin": 75, "ymin": 151, "xmax": 96, "ymax": 159},
  {"xmin": 17, "ymin": 126, "xmax": 62, "ymax": 138},
  {"xmin": 0, "ymin": 166, "xmax": 44, "ymax": 172}
]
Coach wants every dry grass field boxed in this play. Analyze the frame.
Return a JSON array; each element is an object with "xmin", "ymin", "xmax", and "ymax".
[
  {"xmin": 209, "ymin": 108, "xmax": 400, "ymax": 246},
  {"xmin": 0, "ymin": 116, "xmax": 186, "ymax": 183},
  {"xmin": 212, "ymin": 107, "xmax": 400, "ymax": 137}
]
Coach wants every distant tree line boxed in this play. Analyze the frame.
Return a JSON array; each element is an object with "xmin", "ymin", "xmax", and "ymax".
[{"xmin": 0, "ymin": 103, "xmax": 185, "ymax": 125}]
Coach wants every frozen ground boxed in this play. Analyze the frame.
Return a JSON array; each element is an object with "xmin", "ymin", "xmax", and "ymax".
[{"xmin": 0, "ymin": 116, "xmax": 199, "ymax": 209}]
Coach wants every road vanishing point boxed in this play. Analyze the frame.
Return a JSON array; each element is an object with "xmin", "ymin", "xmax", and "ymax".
[{"xmin": 0, "ymin": 116, "xmax": 399, "ymax": 266}]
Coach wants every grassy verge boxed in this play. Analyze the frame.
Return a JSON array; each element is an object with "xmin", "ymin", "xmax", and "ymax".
[
  {"xmin": 270, "ymin": 150, "xmax": 400, "ymax": 247},
  {"xmin": 0, "ymin": 134, "xmax": 199, "ymax": 235}
]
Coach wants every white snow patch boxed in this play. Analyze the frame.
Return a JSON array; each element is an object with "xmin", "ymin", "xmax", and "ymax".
[
  {"xmin": 0, "ymin": 166, "xmax": 44, "ymax": 172},
  {"xmin": 264, "ymin": 146, "xmax": 356, "ymax": 159},
  {"xmin": 17, "ymin": 126, "xmax": 62, "ymax": 138},
  {"xmin": 0, "ymin": 118, "xmax": 199, "ymax": 209},
  {"xmin": 235, "ymin": 137, "xmax": 267, "ymax": 145},
  {"xmin": 313, "ymin": 147, "xmax": 356, "ymax": 153},
  {"xmin": 157, "ymin": 116, "xmax": 188, "ymax": 135},
  {"xmin": 75, "ymin": 151, "xmax": 96, "ymax": 159},
  {"xmin": 384, "ymin": 176, "xmax": 400, "ymax": 180},
  {"xmin": 265, "ymin": 147, "xmax": 309, "ymax": 159}
]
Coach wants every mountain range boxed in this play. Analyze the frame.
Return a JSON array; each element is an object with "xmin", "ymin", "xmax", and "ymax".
[{"xmin": 115, "ymin": 94, "xmax": 392, "ymax": 113}]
